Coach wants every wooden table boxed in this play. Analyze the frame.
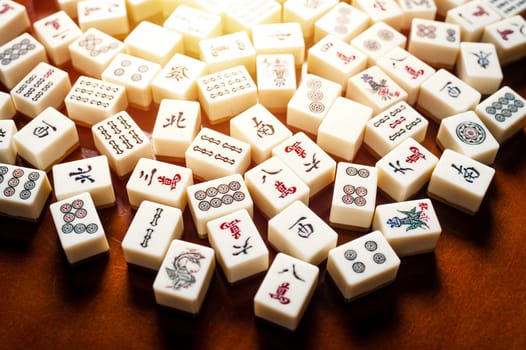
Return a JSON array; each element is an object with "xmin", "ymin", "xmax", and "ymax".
[{"xmin": 1, "ymin": 1, "xmax": 525, "ymax": 348}]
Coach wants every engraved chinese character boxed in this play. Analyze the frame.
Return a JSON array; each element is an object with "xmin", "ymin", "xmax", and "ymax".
[
  {"xmin": 440, "ymin": 81, "xmax": 461, "ymax": 98},
  {"xmin": 165, "ymin": 66, "xmax": 189, "ymax": 81},
  {"xmin": 33, "ymin": 120, "xmax": 57, "ymax": 138},
  {"xmin": 68, "ymin": 165, "xmax": 95, "ymax": 183},
  {"xmin": 389, "ymin": 160, "xmax": 414, "ymax": 174},
  {"xmin": 269, "ymin": 282, "xmax": 290, "ymax": 304},
  {"xmin": 405, "ymin": 146, "xmax": 426, "ymax": 163},
  {"xmin": 288, "ymin": 216, "xmax": 314, "ymax": 238},
  {"xmin": 220, "ymin": 219, "xmax": 242, "ymax": 239},
  {"xmin": 139, "ymin": 168, "xmax": 157, "ymax": 186},
  {"xmin": 252, "ymin": 117, "xmax": 275, "ymax": 138},
  {"xmin": 232, "ymin": 236, "xmax": 253, "ymax": 256},
  {"xmin": 304, "ymin": 153, "xmax": 320, "ymax": 172},
  {"xmin": 163, "ymin": 111, "xmax": 186, "ymax": 128},
  {"xmin": 451, "ymin": 163, "xmax": 480, "ymax": 183}
]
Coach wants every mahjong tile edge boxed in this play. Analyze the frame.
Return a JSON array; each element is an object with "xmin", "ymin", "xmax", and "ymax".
[{"xmin": 0, "ymin": 1, "xmax": 525, "ymax": 349}]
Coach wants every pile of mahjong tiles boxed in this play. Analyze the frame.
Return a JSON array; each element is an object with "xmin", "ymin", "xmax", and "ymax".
[{"xmin": 1, "ymin": 0, "xmax": 526, "ymax": 331}]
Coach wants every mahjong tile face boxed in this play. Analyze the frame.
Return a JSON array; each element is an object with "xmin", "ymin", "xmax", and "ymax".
[
  {"xmin": 283, "ymin": 0, "xmax": 339, "ymax": 41},
  {"xmin": 353, "ymin": 0, "xmax": 404, "ymax": 31},
  {"xmin": 398, "ymin": 0, "xmax": 436, "ymax": 31},
  {"xmin": 456, "ymin": 42, "xmax": 502, "ymax": 95},
  {"xmin": 0, "ymin": 119, "xmax": 17, "ymax": 164},
  {"xmin": 224, "ymin": 0, "xmax": 282, "ymax": 34},
  {"xmin": 0, "ymin": 0, "xmax": 30, "ymax": 46},
  {"xmin": 482, "ymin": 0, "xmax": 526, "ymax": 18},
  {"xmin": 256, "ymin": 54, "xmax": 297, "ymax": 113},
  {"xmin": 77, "ymin": 0, "xmax": 129, "ymax": 38},
  {"xmin": 199, "ymin": 32, "xmax": 256, "ymax": 75},
  {"xmin": 350, "ymin": 21, "xmax": 407, "ymax": 65},
  {"xmin": 314, "ymin": 2, "xmax": 370, "ymax": 42},
  {"xmin": 446, "ymin": 1, "xmax": 501, "ymax": 42},
  {"xmin": 252, "ymin": 22, "xmax": 305, "ymax": 65},
  {"xmin": 482, "ymin": 15, "xmax": 526, "ymax": 65},
  {"xmin": 126, "ymin": 0, "xmax": 161, "ymax": 23}
]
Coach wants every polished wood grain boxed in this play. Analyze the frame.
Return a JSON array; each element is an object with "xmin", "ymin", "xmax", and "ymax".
[{"xmin": 1, "ymin": 1, "xmax": 525, "ymax": 348}]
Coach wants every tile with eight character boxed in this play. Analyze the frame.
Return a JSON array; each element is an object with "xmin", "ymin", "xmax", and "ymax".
[
  {"xmin": 207, "ymin": 209, "xmax": 269, "ymax": 284},
  {"xmin": 481, "ymin": 15, "xmax": 526, "ymax": 65},
  {"xmin": 283, "ymin": 0, "xmax": 339, "ymax": 43},
  {"xmin": 397, "ymin": 0, "xmax": 437, "ymax": 32},
  {"xmin": 0, "ymin": 119, "xmax": 16, "ymax": 164},
  {"xmin": 256, "ymin": 54, "xmax": 297, "ymax": 114},
  {"xmin": 224, "ymin": 0, "xmax": 281, "ymax": 34},
  {"xmin": 353, "ymin": 0, "xmax": 404, "ymax": 31},
  {"xmin": 199, "ymin": 32, "xmax": 256, "ymax": 76},
  {"xmin": 455, "ymin": 42, "xmax": 502, "ymax": 96},
  {"xmin": 252, "ymin": 22, "xmax": 305, "ymax": 67},
  {"xmin": 445, "ymin": 1, "xmax": 502, "ymax": 42},
  {"xmin": 0, "ymin": 0, "xmax": 30, "ymax": 46},
  {"xmin": 0, "ymin": 91, "xmax": 15, "ymax": 119},
  {"xmin": 77, "ymin": 0, "xmax": 129, "ymax": 38},
  {"xmin": 314, "ymin": 2, "xmax": 370, "ymax": 43}
]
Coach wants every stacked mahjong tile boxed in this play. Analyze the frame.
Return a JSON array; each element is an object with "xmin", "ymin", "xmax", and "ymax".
[{"xmin": 1, "ymin": 0, "xmax": 526, "ymax": 333}]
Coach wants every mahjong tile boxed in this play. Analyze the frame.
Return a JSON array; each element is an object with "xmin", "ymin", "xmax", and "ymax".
[
  {"xmin": 286, "ymin": 73, "xmax": 342, "ymax": 135},
  {"xmin": 162, "ymin": 0, "xmax": 179, "ymax": 17},
  {"xmin": 122, "ymin": 200, "xmax": 184, "ymax": 270},
  {"xmin": 230, "ymin": 103, "xmax": 292, "ymax": 164},
  {"xmin": 372, "ymin": 198, "xmax": 442, "ymax": 257},
  {"xmin": 353, "ymin": 0, "xmax": 404, "ymax": 31},
  {"xmin": 272, "ymin": 132, "xmax": 336, "ymax": 197},
  {"xmin": 101, "ymin": 53, "xmax": 161, "ymax": 110},
  {"xmin": 409, "ymin": 19, "xmax": 460, "ymax": 70},
  {"xmin": 49, "ymin": 192, "xmax": 109, "ymax": 264},
  {"xmin": 256, "ymin": 54, "xmax": 297, "ymax": 113},
  {"xmin": 446, "ymin": 1, "xmax": 502, "ymax": 42},
  {"xmin": 10, "ymin": 62, "xmax": 71, "ymax": 119},
  {"xmin": 307, "ymin": 34, "xmax": 368, "ymax": 93},
  {"xmin": 57, "ymin": 0, "xmax": 80, "ymax": 18},
  {"xmin": 0, "ymin": 0, "xmax": 30, "ymax": 46},
  {"xmin": 126, "ymin": 158, "xmax": 193, "ymax": 210},
  {"xmin": 0, "ymin": 33, "xmax": 48, "ymax": 90},
  {"xmin": 185, "ymin": 127, "xmax": 251, "ymax": 181},
  {"xmin": 398, "ymin": 0, "xmax": 437, "ymax": 31},
  {"xmin": 126, "ymin": 0, "xmax": 162, "ymax": 24},
  {"xmin": 244, "ymin": 156, "xmax": 310, "ymax": 219},
  {"xmin": 326, "ymin": 230, "xmax": 400, "ymax": 301},
  {"xmin": 91, "ymin": 111, "xmax": 153, "ymax": 177},
  {"xmin": 317, "ymin": 97, "xmax": 373, "ymax": 162},
  {"xmin": 253, "ymin": 253, "xmax": 319, "ymax": 331},
  {"xmin": 329, "ymin": 162, "xmax": 378, "ymax": 231},
  {"xmin": 77, "ymin": 0, "xmax": 129, "ymax": 38},
  {"xmin": 376, "ymin": 46, "xmax": 436, "ymax": 105},
  {"xmin": 224, "ymin": 0, "xmax": 282, "ymax": 34},
  {"xmin": 68, "ymin": 28, "xmax": 125, "ymax": 79},
  {"xmin": 481, "ymin": 15, "xmax": 526, "ymax": 65},
  {"xmin": 483, "ymin": 0, "xmax": 526, "ymax": 17},
  {"xmin": 153, "ymin": 240, "xmax": 215, "ymax": 314},
  {"xmin": 364, "ymin": 101, "xmax": 429, "ymax": 158},
  {"xmin": 427, "ymin": 148, "xmax": 495, "ymax": 214},
  {"xmin": 0, "ymin": 119, "xmax": 16, "ymax": 164},
  {"xmin": 283, "ymin": 0, "xmax": 339, "ymax": 43},
  {"xmin": 0, "ymin": 91, "xmax": 15, "ymax": 119},
  {"xmin": 475, "ymin": 86, "xmax": 526, "ymax": 143},
  {"xmin": 416, "ymin": 69, "xmax": 481, "ymax": 123},
  {"xmin": 314, "ymin": 2, "xmax": 370, "ymax": 43},
  {"xmin": 437, "ymin": 111, "xmax": 500, "ymax": 165},
  {"xmin": 456, "ymin": 42, "xmax": 502, "ymax": 95},
  {"xmin": 207, "ymin": 209, "xmax": 269, "ymax": 283},
  {"xmin": 376, "ymin": 137, "xmax": 439, "ymax": 202},
  {"xmin": 14, "ymin": 107, "xmax": 79, "ymax": 171},
  {"xmin": 51, "ymin": 155, "xmax": 115, "ymax": 208},
  {"xmin": 346, "ymin": 65, "xmax": 408, "ymax": 115},
  {"xmin": 184, "ymin": 0, "xmax": 238, "ymax": 19},
  {"xmin": 186, "ymin": 174, "xmax": 253, "ymax": 238},
  {"xmin": 252, "ymin": 22, "xmax": 305, "ymax": 67},
  {"xmin": 65, "ymin": 76, "xmax": 128, "ymax": 127},
  {"xmin": 435, "ymin": 0, "xmax": 469, "ymax": 17},
  {"xmin": 152, "ymin": 99, "xmax": 201, "ymax": 160},
  {"xmin": 196, "ymin": 65, "xmax": 257, "ymax": 124}
]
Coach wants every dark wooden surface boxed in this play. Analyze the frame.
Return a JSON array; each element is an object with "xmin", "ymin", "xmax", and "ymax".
[{"xmin": 1, "ymin": 1, "xmax": 525, "ymax": 349}]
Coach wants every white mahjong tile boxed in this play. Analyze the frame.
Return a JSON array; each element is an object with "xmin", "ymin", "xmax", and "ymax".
[
  {"xmin": 207, "ymin": 209, "xmax": 269, "ymax": 283},
  {"xmin": 446, "ymin": 1, "xmax": 502, "ymax": 42},
  {"xmin": 437, "ymin": 111, "xmax": 500, "ymax": 165},
  {"xmin": 481, "ymin": 15, "xmax": 526, "ymax": 65},
  {"xmin": 101, "ymin": 53, "xmax": 161, "ymax": 110},
  {"xmin": 126, "ymin": 0, "xmax": 162, "ymax": 23},
  {"xmin": 283, "ymin": 0, "xmax": 339, "ymax": 42},
  {"xmin": 329, "ymin": 162, "xmax": 378, "ymax": 231},
  {"xmin": 185, "ymin": 127, "xmax": 251, "ymax": 181},
  {"xmin": 483, "ymin": 0, "xmax": 526, "ymax": 17},
  {"xmin": 317, "ymin": 97, "xmax": 373, "ymax": 162},
  {"xmin": 124, "ymin": 21, "xmax": 184, "ymax": 66},
  {"xmin": 57, "ymin": 0, "xmax": 80, "ymax": 18},
  {"xmin": 224, "ymin": 0, "xmax": 281, "ymax": 34},
  {"xmin": 0, "ymin": 91, "xmax": 15, "ymax": 119},
  {"xmin": 0, "ymin": 164, "xmax": 51, "ymax": 221},
  {"xmin": 122, "ymin": 200, "xmax": 184, "ymax": 270},
  {"xmin": 408, "ymin": 18, "xmax": 461, "ymax": 69},
  {"xmin": 417, "ymin": 69, "xmax": 482, "ymax": 123},
  {"xmin": 346, "ymin": 65, "xmax": 408, "ymax": 115},
  {"xmin": 10, "ymin": 62, "xmax": 71, "ymax": 119},
  {"xmin": 256, "ymin": 54, "xmax": 297, "ymax": 113},
  {"xmin": 428, "ymin": 149, "xmax": 495, "ymax": 214},
  {"xmin": 0, "ymin": 1, "xmax": 30, "ymax": 46},
  {"xmin": 287, "ymin": 74, "xmax": 342, "ymax": 135},
  {"xmin": 307, "ymin": 34, "xmax": 368, "ymax": 93},
  {"xmin": 245, "ymin": 156, "xmax": 310, "ymax": 219},
  {"xmin": 151, "ymin": 53, "xmax": 208, "ymax": 103},
  {"xmin": 91, "ymin": 111, "xmax": 153, "ymax": 177},
  {"xmin": 126, "ymin": 158, "xmax": 193, "ymax": 209},
  {"xmin": 65, "ymin": 76, "xmax": 128, "ymax": 127},
  {"xmin": 435, "ymin": 0, "xmax": 469, "ymax": 17},
  {"xmin": 163, "ymin": 5, "xmax": 223, "ymax": 58},
  {"xmin": 52, "ymin": 155, "xmax": 115, "ymax": 208},
  {"xmin": 254, "ymin": 253, "xmax": 319, "ymax": 331},
  {"xmin": 376, "ymin": 47, "xmax": 436, "ymax": 105},
  {"xmin": 152, "ymin": 99, "xmax": 201, "ymax": 160},
  {"xmin": 0, "ymin": 33, "xmax": 48, "ymax": 90},
  {"xmin": 49, "ymin": 192, "xmax": 109, "ymax": 264},
  {"xmin": 0, "ymin": 119, "xmax": 16, "ymax": 164},
  {"xmin": 398, "ymin": 0, "xmax": 437, "ymax": 31},
  {"xmin": 32, "ymin": 10, "xmax": 82, "ymax": 66},
  {"xmin": 353, "ymin": 0, "xmax": 404, "ymax": 31},
  {"xmin": 314, "ymin": 2, "xmax": 370, "ymax": 43},
  {"xmin": 77, "ymin": 0, "xmax": 129, "ymax": 38},
  {"xmin": 252, "ymin": 22, "xmax": 305, "ymax": 67},
  {"xmin": 183, "ymin": 0, "xmax": 237, "ymax": 19},
  {"xmin": 186, "ymin": 174, "xmax": 253, "ymax": 238},
  {"xmin": 364, "ymin": 101, "xmax": 429, "ymax": 158},
  {"xmin": 14, "ymin": 107, "xmax": 78, "ymax": 171},
  {"xmin": 196, "ymin": 65, "xmax": 257, "ymax": 124},
  {"xmin": 326, "ymin": 230, "xmax": 400, "ymax": 301},
  {"xmin": 475, "ymin": 86, "xmax": 526, "ymax": 143},
  {"xmin": 455, "ymin": 42, "xmax": 502, "ymax": 96},
  {"xmin": 272, "ymin": 132, "xmax": 336, "ymax": 197},
  {"xmin": 373, "ymin": 198, "xmax": 441, "ymax": 257},
  {"xmin": 154, "ymin": 240, "xmax": 215, "ymax": 314},
  {"xmin": 230, "ymin": 103, "xmax": 292, "ymax": 164},
  {"xmin": 199, "ymin": 32, "xmax": 256, "ymax": 76},
  {"xmin": 350, "ymin": 21, "xmax": 407, "ymax": 66},
  {"xmin": 376, "ymin": 137, "xmax": 439, "ymax": 201}
]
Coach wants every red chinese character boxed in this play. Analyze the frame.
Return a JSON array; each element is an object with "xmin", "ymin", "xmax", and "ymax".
[
  {"xmin": 284, "ymin": 141, "xmax": 307, "ymax": 158},
  {"xmin": 274, "ymin": 181, "xmax": 297, "ymax": 198},
  {"xmin": 220, "ymin": 219, "xmax": 242, "ymax": 239},
  {"xmin": 418, "ymin": 202, "xmax": 429, "ymax": 211},
  {"xmin": 157, "ymin": 174, "xmax": 181, "ymax": 191},
  {"xmin": 45, "ymin": 19, "xmax": 61, "ymax": 30},
  {"xmin": 269, "ymin": 282, "xmax": 290, "ymax": 304},
  {"xmin": 406, "ymin": 146, "xmax": 426, "ymax": 163}
]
